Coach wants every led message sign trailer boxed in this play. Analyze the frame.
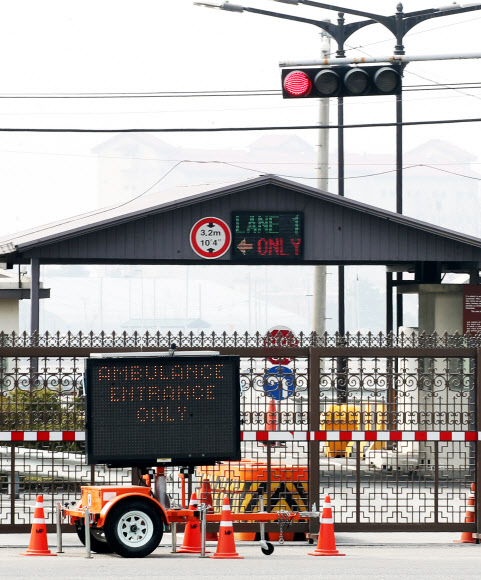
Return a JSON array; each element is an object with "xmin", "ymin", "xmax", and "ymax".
[
  {"xmin": 85, "ymin": 355, "xmax": 241, "ymax": 467},
  {"xmin": 232, "ymin": 211, "xmax": 303, "ymax": 261}
]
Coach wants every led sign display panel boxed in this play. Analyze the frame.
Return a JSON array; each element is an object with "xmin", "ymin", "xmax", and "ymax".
[
  {"xmin": 232, "ymin": 211, "xmax": 304, "ymax": 261},
  {"xmin": 85, "ymin": 356, "xmax": 241, "ymax": 467}
]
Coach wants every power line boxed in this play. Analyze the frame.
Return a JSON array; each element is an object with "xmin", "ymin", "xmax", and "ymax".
[
  {"xmin": 338, "ymin": 14, "xmax": 481, "ymax": 55},
  {"xmin": 10, "ymin": 158, "xmax": 478, "ymax": 244},
  {"xmin": 273, "ymin": 164, "xmax": 481, "ymax": 182},
  {"xmin": 0, "ymin": 85, "xmax": 479, "ymax": 119},
  {"xmin": 0, "ymin": 116, "xmax": 479, "ymax": 133},
  {"xmin": 421, "ymin": 164, "xmax": 481, "ymax": 181},
  {"xmin": 0, "ymin": 90, "xmax": 280, "ymax": 99},
  {"xmin": 404, "ymin": 70, "xmax": 481, "ymax": 102},
  {"xmin": 0, "ymin": 82, "xmax": 479, "ymax": 100},
  {"xmin": 403, "ymin": 83, "xmax": 481, "ymax": 91},
  {"xmin": 5, "ymin": 161, "xmax": 189, "ymax": 243},
  {"xmin": 198, "ymin": 161, "xmax": 481, "ymax": 182},
  {"xmin": 3, "ymin": 147, "xmax": 480, "ymax": 166},
  {"xmin": 0, "ymin": 14, "xmax": 476, "ymax": 104},
  {"xmin": 272, "ymin": 164, "xmax": 421, "ymax": 180},
  {"xmin": 340, "ymin": 26, "xmax": 481, "ymax": 103}
]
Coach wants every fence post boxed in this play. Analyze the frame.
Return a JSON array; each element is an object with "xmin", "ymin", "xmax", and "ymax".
[
  {"xmin": 56, "ymin": 502, "xmax": 64, "ymax": 554},
  {"xmin": 84, "ymin": 507, "xmax": 92, "ymax": 558},
  {"xmin": 10, "ymin": 443, "xmax": 16, "ymax": 524},
  {"xmin": 171, "ymin": 522, "xmax": 177, "ymax": 553},
  {"xmin": 266, "ymin": 443, "xmax": 272, "ymax": 513},
  {"xmin": 476, "ymin": 348, "xmax": 481, "ymax": 542},
  {"xmin": 308, "ymin": 347, "xmax": 320, "ymax": 540},
  {"xmin": 8, "ymin": 472, "xmax": 19, "ymax": 500}
]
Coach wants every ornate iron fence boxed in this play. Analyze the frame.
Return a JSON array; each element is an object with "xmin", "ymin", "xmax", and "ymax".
[{"xmin": 0, "ymin": 332, "xmax": 479, "ymax": 536}]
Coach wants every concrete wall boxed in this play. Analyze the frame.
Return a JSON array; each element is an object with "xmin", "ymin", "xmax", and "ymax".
[
  {"xmin": 0, "ymin": 298, "xmax": 19, "ymax": 333},
  {"xmin": 397, "ymin": 285, "xmax": 471, "ymax": 473}
]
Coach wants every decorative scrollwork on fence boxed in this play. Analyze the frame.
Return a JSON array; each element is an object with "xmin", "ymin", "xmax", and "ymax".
[
  {"xmin": 239, "ymin": 357, "xmax": 308, "ymax": 429},
  {"xmin": 0, "ymin": 357, "xmax": 84, "ymax": 431},
  {"xmin": 1, "ymin": 330, "xmax": 481, "ymax": 348},
  {"xmin": 316, "ymin": 355, "xmax": 475, "ymax": 430}
]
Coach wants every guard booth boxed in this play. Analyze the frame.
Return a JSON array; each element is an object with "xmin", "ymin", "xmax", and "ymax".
[{"xmin": 0, "ymin": 174, "xmax": 481, "ymax": 538}]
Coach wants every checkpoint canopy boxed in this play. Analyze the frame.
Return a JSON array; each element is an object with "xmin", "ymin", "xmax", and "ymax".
[
  {"xmin": 1, "ymin": 174, "xmax": 481, "ymax": 270},
  {"xmin": 1, "ymin": 173, "xmax": 481, "ymax": 332}
]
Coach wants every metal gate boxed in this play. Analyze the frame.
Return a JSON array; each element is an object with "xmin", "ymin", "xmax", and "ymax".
[{"xmin": 0, "ymin": 330, "xmax": 479, "ymax": 537}]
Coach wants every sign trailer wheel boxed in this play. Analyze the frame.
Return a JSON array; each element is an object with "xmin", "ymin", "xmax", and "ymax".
[
  {"xmin": 104, "ymin": 499, "xmax": 164, "ymax": 558},
  {"xmin": 76, "ymin": 522, "xmax": 113, "ymax": 554}
]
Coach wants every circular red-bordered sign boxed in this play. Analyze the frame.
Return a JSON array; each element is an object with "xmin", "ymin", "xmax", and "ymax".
[
  {"xmin": 263, "ymin": 325, "xmax": 299, "ymax": 365},
  {"xmin": 190, "ymin": 217, "xmax": 231, "ymax": 259}
]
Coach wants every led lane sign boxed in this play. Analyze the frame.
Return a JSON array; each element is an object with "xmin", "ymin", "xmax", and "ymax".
[
  {"xmin": 232, "ymin": 211, "xmax": 303, "ymax": 261},
  {"xmin": 85, "ymin": 355, "xmax": 241, "ymax": 467}
]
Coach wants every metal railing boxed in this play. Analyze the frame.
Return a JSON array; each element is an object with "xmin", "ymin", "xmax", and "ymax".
[{"xmin": 0, "ymin": 331, "xmax": 479, "ymax": 535}]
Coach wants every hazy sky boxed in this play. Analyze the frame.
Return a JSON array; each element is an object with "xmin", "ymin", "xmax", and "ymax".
[{"xmin": 1, "ymin": 0, "xmax": 480, "ymax": 235}]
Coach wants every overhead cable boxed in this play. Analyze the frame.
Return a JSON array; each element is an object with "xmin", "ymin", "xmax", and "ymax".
[{"xmin": 0, "ymin": 116, "xmax": 479, "ymax": 133}]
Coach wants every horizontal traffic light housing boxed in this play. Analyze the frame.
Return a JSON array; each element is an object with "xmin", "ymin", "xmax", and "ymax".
[{"xmin": 282, "ymin": 65, "xmax": 402, "ymax": 98}]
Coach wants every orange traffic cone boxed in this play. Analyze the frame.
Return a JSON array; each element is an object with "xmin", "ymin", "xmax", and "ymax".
[
  {"xmin": 266, "ymin": 399, "xmax": 277, "ymax": 431},
  {"xmin": 178, "ymin": 492, "xmax": 210, "ymax": 554},
  {"xmin": 200, "ymin": 479, "xmax": 218, "ymax": 542},
  {"xmin": 308, "ymin": 495, "xmax": 345, "ymax": 557},
  {"xmin": 21, "ymin": 495, "xmax": 56, "ymax": 556},
  {"xmin": 264, "ymin": 398, "xmax": 285, "ymax": 448},
  {"xmin": 210, "ymin": 496, "xmax": 243, "ymax": 559},
  {"xmin": 454, "ymin": 483, "xmax": 476, "ymax": 544}
]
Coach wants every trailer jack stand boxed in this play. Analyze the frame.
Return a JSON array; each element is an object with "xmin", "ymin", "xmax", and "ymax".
[{"xmin": 258, "ymin": 496, "xmax": 274, "ymax": 556}]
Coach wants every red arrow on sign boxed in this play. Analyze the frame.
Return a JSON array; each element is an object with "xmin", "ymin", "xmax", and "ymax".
[{"xmin": 237, "ymin": 238, "xmax": 253, "ymax": 255}]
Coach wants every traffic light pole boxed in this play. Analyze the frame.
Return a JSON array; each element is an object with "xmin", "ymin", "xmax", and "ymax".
[
  {"xmin": 337, "ymin": 94, "xmax": 344, "ymax": 337},
  {"xmin": 336, "ymin": 93, "xmax": 346, "ymax": 401},
  {"xmin": 396, "ymin": 68, "xmax": 404, "ymax": 330},
  {"xmin": 281, "ymin": 51, "xmax": 480, "ymax": 334},
  {"xmin": 313, "ymin": 31, "xmax": 329, "ymax": 340},
  {"xmin": 196, "ymin": 0, "xmax": 481, "ymax": 338}
]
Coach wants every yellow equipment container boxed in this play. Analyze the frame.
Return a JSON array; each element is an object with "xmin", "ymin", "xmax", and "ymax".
[
  {"xmin": 364, "ymin": 403, "xmax": 387, "ymax": 453},
  {"xmin": 320, "ymin": 404, "xmax": 361, "ymax": 457}
]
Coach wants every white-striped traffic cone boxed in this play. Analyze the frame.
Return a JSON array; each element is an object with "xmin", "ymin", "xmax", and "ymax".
[
  {"xmin": 454, "ymin": 483, "xmax": 476, "ymax": 544},
  {"xmin": 21, "ymin": 495, "xmax": 56, "ymax": 556},
  {"xmin": 178, "ymin": 492, "xmax": 210, "ymax": 554},
  {"xmin": 308, "ymin": 495, "xmax": 345, "ymax": 556},
  {"xmin": 210, "ymin": 496, "xmax": 243, "ymax": 559}
]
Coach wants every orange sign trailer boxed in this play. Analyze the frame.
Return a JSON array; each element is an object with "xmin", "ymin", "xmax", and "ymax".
[
  {"xmin": 64, "ymin": 479, "xmax": 309, "ymax": 558},
  {"xmin": 66, "ymin": 352, "xmax": 312, "ymax": 558}
]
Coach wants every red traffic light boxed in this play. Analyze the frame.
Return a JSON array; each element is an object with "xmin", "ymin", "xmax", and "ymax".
[
  {"xmin": 283, "ymin": 70, "xmax": 312, "ymax": 97},
  {"xmin": 282, "ymin": 65, "xmax": 402, "ymax": 99}
]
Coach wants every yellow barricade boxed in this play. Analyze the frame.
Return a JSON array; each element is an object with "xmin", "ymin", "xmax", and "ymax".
[{"xmin": 197, "ymin": 460, "xmax": 308, "ymax": 541}]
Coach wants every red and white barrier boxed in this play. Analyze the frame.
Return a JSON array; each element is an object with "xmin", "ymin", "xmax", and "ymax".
[
  {"xmin": 1, "ymin": 430, "xmax": 481, "ymax": 442},
  {"xmin": 0, "ymin": 431, "xmax": 85, "ymax": 441},
  {"xmin": 241, "ymin": 430, "xmax": 481, "ymax": 442}
]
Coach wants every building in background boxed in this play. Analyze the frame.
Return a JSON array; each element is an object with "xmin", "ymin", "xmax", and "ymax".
[{"xmin": 16, "ymin": 134, "xmax": 481, "ymax": 335}]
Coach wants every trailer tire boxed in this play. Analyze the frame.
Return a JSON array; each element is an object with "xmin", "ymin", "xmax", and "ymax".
[
  {"xmin": 76, "ymin": 523, "xmax": 113, "ymax": 553},
  {"xmin": 104, "ymin": 499, "xmax": 163, "ymax": 558}
]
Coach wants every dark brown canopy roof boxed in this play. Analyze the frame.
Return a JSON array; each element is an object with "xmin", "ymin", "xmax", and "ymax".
[{"xmin": 1, "ymin": 175, "xmax": 480, "ymax": 273}]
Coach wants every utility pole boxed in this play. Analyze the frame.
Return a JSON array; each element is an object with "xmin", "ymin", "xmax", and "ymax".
[{"xmin": 312, "ymin": 28, "xmax": 330, "ymax": 337}]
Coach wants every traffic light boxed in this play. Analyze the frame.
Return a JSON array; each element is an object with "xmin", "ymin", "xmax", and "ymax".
[{"xmin": 281, "ymin": 65, "xmax": 402, "ymax": 99}]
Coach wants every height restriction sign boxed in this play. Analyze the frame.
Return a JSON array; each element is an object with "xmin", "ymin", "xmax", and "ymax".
[{"xmin": 190, "ymin": 217, "xmax": 231, "ymax": 259}]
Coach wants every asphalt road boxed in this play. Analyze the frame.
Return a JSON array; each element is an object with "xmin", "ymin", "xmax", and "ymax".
[{"xmin": 0, "ymin": 532, "xmax": 480, "ymax": 580}]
